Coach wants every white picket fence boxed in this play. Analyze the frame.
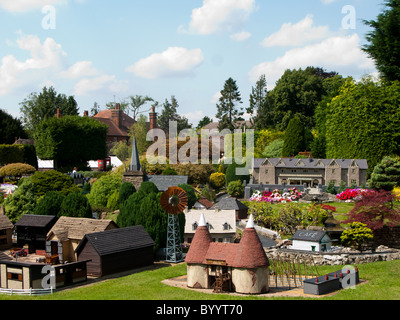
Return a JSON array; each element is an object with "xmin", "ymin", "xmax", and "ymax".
[{"xmin": 0, "ymin": 287, "xmax": 54, "ymax": 296}]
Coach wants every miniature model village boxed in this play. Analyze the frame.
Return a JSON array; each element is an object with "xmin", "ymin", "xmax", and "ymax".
[{"xmin": 1, "ymin": 141, "xmax": 399, "ymax": 298}]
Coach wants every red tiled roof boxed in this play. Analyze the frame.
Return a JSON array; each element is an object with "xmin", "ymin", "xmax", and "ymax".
[
  {"xmin": 186, "ymin": 225, "xmax": 269, "ymax": 268},
  {"xmin": 197, "ymin": 198, "xmax": 214, "ymax": 209},
  {"xmin": 93, "ymin": 110, "xmax": 136, "ymax": 137},
  {"xmin": 95, "ymin": 117, "xmax": 127, "ymax": 137}
]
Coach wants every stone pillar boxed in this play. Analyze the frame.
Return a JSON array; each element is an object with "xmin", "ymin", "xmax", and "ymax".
[{"xmin": 122, "ymin": 171, "xmax": 145, "ymax": 191}]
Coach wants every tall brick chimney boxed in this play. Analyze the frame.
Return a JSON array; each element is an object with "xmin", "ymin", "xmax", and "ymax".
[
  {"xmin": 149, "ymin": 105, "xmax": 157, "ymax": 130},
  {"xmin": 111, "ymin": 103, "xmax": 122, "ymax": 129},
  {"xmin": 56, "ymin": 109, "xmax": 62, "ymax": 119},
  {"xmin": 83, "ymin": 110, "xmax": 89, "ymax": 117}
]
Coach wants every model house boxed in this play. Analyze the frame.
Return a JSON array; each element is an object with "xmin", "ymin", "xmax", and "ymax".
[
  {"xmin": 290, "ymin": 229, "xmax": 332, "ymax": 252},
  {"xmin": 75, "ymin": 226, "xmax": 155, "ymax": 277},
  {"xmin": 46, "ymin": 217, "xmax": 119, "ymax": 263},
  {"xmin": 0, "ymin": 214, "xmax": 13, "ymax": 250},
  {"xmin": 184, "ymin": 209, "xmax": 236, "ymax": 244},
  {"xmin": 252, "ymin": 158, "xmax": 368, "ymax": 187},
  {"xmin": 209, "ymin": 197, "xmax": 249, "ymax": 220},
  {"xmin": 185, "ymin": 214, "xmax": 270, "ymax": 294}
]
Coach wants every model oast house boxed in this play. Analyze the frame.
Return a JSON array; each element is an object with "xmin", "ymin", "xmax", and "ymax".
[{"xmin": 185, "ymin": 214, "xmax": 270, "ymax": 294}]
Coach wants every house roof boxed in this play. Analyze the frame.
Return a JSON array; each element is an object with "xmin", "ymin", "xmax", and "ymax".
[
  {"xmin": 0, "ymin": 214, "xmax": 13, "ymax": 230},
  {"xmin": 210, "ymin": 197, "xmax": 248, "ymax": 211},
  {"xmin": 47, "ymin": 216, "xmax": 118, "ymax": 241},
  {"xmin": 186, "ymin": 214, "xmax": 269, "ymax": 268},
  {"xmin": 291, "ymin": 230, "xmax": 329, "ymax": 243},
  {"xmin": 15, "ymin": 215, "xmax": 57, "ymax": 228},
  {"xmin": 253, "ymin": 158, "xmax": 368, "ymax": 170},
  {"xmin": 93, "ymin": 109, "xmax": 136, "ymax": 138},
  {"xmin": 184, "ymin": 209, "xmax": 236, "ymax": 235},
  {"xmin": 194, "ymin": 198, "xmax": 214, "ymax": 209},
  {"xmin": 146, "ymin": 175, "xmax": 188, "ymax": 192},
  {"xmin": 75, "ymin": 226, "xmax": 155, "ymax": 257}
]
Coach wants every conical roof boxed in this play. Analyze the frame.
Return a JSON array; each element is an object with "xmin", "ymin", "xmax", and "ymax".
[
  {"xmin": 185, "ymin": 214, "xmax": 212, "ymax": 264},
  {"xmin": 130, "ymin": 136, "xmax": 141, "ymax": 171},
  {"xmin": 234, "ymin": 215, "xmax": 269, "ymax": 268}
]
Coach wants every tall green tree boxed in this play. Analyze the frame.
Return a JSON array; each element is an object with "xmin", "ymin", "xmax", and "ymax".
[
  {"xmin": 157, "ymin": 96, "xmax": 191, "ymax": 134},
  {"xmin": 282, "ymin": 117, "xmax": 306, "ymax": 157},
  {"xmin": 326, "ymin": 78, "xmax": 400, "ymax": 169},
  {"xmin": 0, "ymin": 109, "xmax": 27, "ymax": 144},
  {"xmin": 216, "ymin": 77, "xmax": 244, "ymax": 131},
  {"xmin": 247, "ymin": 75, "xmax": 268, "ymax": 128},
  {"xmin": 127, "ymin": 95, "xmax": 154, "ymax": 120},
  {"xmin": 363, "ymin": 0, "xmax": 400, "ymax": 81},
  {"xmin": 131, "ymin": 114, "xmax": 151, "ymax": 154},
  {"xmin": 19, "ymin": 86, "xmax": 79, "ymax": 137}
]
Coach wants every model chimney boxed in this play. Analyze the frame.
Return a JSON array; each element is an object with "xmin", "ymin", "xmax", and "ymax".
[
  {"xmin": 56, "ymin": 109, "xmax": 62, "ymax": 119},
  {"xmin": 111, "ymin": 103, "xmax": 122, "ymax": 128},
  {"xmin": 149, "ymin": 105, "xmax": 157, "ymax": 130},
  {"xmin": 84, "ymin": 110, "xmax": 89, "ymax": 117}
]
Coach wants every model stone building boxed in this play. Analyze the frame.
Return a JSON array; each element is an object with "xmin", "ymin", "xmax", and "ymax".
[
  {"xmin": 252, "ymin": 158, "xmax": 368, "ymax": 187},
  {"xmin": 185, "ymin": 214, "xmax": 270, "ymax": 294}
]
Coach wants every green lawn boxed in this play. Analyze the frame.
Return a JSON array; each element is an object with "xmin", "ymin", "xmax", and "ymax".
[{"xmin": 1, "ymin": 259, "xmax": 399, "ymax": 301}]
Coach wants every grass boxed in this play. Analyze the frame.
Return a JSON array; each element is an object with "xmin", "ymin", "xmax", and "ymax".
[{"xmin": 1, "ymin": 259, "xmax": 399, "ymax": 301}]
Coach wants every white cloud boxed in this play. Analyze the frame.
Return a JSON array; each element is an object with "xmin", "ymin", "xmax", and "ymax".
[
  {"xmin": 262, "ymin": 15, "xmax": 330, "ymax": 47},
  {"xmin": 73, "ymin": 75, "xmax": 129, "ymax": 96},
  {"xmin": 230, "ymin": 31, "xmax": 252, "ymax": 42},
  {"xmin": 180, "ymin": 0, "xmax": 256, "ymax": 35},
  {"xmin": 0, "ymin": 0, "xmax": 67, "ymax": 12},
  {"xmin": 210, "ymin": 91, "xmax": 222, "ymax": 104},
  {"xmin": 127, "ymin": 47, "xmax": 204, "ymax": 79},
  {"xmin": 249, "ymin": 34, "xmax": 376, "ymax": 86},
  {"xmin": 60, "ymin": 61, "xmax": 98, "ymax": 79},
  {"xmin": 0, "ymin": 34, "xmax": 67, "ymax": 95}
]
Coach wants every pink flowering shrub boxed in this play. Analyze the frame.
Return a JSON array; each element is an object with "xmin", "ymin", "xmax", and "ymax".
[{"xmin": 336, "ymin": 188, "xmax": 371, "ymax": 201}]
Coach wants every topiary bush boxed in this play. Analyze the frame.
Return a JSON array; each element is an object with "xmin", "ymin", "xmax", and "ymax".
[
  {"xmin": 0, "ymin": 163, "xmax": 36, "ymax": 178},
  {"xmin": 138, "ymin": 181, "xmax": 159, "ymax": 194},
  {"xmin": 34, "ymin": 191, "xmax": 65, "ymax": 216},
  {"xmin": 87, "ymin": 173, "xmax": 122, "ymax": 207},
  {"xmin": 60, "ymin": 191, "xmax": 92, "ymax": 218},
  {"xmin": 178, "ymin": 183, "xmax": 196, "ymax": 209},
  {"xmin": 227, "ymin": 180, "xmax": 244, "ymax": 198},
  {"xmin": 4, "ymin": 179, "xmax": 37, "ymax": 223},
  {"xmin": 209, "ymin": 172, "xmax": 225, "ymax": 190},
  {"xmin": 118, "ymin": 182, "xmax": 136, "ymax": 205},
  {"xmin": 107, "ymin": 189, "xmax": 119, "ymax": 211},
  {"xmin": 30, "ymin": 170, "xmax": 79, "ymax": 197}
]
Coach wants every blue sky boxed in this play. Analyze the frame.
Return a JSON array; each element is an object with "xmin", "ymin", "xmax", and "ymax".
[{"xmin": 0, "ymin": 0, "xmax": 382, "ymax": 126}]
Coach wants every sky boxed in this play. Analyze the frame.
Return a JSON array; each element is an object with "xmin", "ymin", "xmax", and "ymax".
[{"xmin": 0, "ymin": 0, "xmax": 383, "ymax": 126}]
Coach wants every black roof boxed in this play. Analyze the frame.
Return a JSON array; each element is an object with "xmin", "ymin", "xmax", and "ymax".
[
  {"xmin": 146, "ymin": 175, "xmax": 188, "ymax": 191},
  {"xmin": 15, "ymin": 215, "xmax": 57, "ymax": 228},
  {"xmin": 75, "ymin": 225, "xmax": 155, "ymax": 256},
  {"xmin": 292, "ymin": 230, "xmax": 329, "ymax": 242}
]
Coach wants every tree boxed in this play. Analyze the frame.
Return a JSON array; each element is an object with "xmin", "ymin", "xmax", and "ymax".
[
  {"xmin": 247, "ymin": 75, "xmax": 268, "ymax": 128},
  {"xmin": 127, "ymin": 95, "xmax": 154, "ymax": 120},
  {"xmin": 369, "ymin": 156, "xmax": 400, "ymax": 191},
  {"xmin": 30, "ymin": 170, "xmax": 79, "ymax": 197},
  {"xmin": 326, "ymin": 78, "xmax": 400, "ymax": 170},
  {"xmin": 60, "ymin": 191, "xmax": 92, "ymax": 218},
  {"xmin": 363, "ymin": 0, "xmax": 400, "ymax": 81},
  {"xmin": 197, "ymin": 116, "xmax": 213, "ymax": 129},
  {"xmin": 131, "ymin": 114, "xmax": 151, "ymax": 155},
  {"xmin": 256, "ymin": 67, "xmax": 332, "ymax": 131},
  {"xmin": 118, "ymin": 182, "xmax": 136, "ymax": 205},
  {"xmin": 216, "ymin": 77, "xmax": 244, "ymax": 131},
  {"xmin": 87, "ymin": 173, "xmax": 122, "ymax": 208},
  {"xmin": 19, "ymin": 86, "xmax": 79, "ymax": 137},
  {"xmin": 34, "ymin": 191, "xmax": 65, "ymax": 216},
  {"xmin": 0, "ymin": 109, "xmax": 27, "ymax": 144},
  {"xmin": 35, "ymin": 115, "xmax": 108, "ymax": 171},
  {"xmin": 340, "ymin": 222, "xmax": 374, "ymax": 251},
  {"xmin": 178, "ymin": 184, "xmax": 197, "ymax": 209},
  {"xmin": 225, "ymin": 161, "xmax": 250, "ymax": 186},
  {"xmin": 227, "ymin": 180, "xmax": 244, "ymax": 198},
  {"xmin": 282, "ymin": 117, "xmax": 306, "ymax": 157},
  {"xmin": 157, "ymin": 96, "xmax": 191, "ymax": 134},
  {"xmin": 344, "ymin": 190, "xmax": 400, "ymax": 231},
  {"xmin": 262, "ymin": 139, "xmax": 284, "ymax": 158},
  {"xmin": 4, "ymin": 179, "xmax": 37, "ymax": 223}
]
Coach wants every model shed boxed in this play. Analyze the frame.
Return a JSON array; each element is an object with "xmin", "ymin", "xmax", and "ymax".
[
  {"xmin": 75, "ymin": 226, "xmax": 155, "ymax": 277},
  {"xmin": 291, "ymin": 229, "xmax": 332, "ymax": 252}
]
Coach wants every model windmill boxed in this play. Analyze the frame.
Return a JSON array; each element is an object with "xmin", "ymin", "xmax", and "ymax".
[{"xmin": 160, "ymin": 187, "xmax": 188, "ymax": 263}]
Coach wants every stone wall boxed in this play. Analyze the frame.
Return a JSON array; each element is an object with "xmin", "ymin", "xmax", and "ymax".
[{"xmin": 266, "ymin": 247, "xmax": 400, "ymax": 266}]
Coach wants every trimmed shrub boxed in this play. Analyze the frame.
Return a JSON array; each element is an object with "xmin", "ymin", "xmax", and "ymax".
[
  {"xmin": 60, "ymin": 191, "xmax": 92, "ymax": 218},
  {"xmin": 138, "ymin": 181, "xmax": 159, "ymax": 194},
  {"xmin": 118, "ymin": 182, "xmax": 136, "ymax": 205},
  {"xmin": 209, "ymin": 172, "xmax": 225, "ymax": 190},
  {"xmin": 225, "ymin": 161, "xmax": 250, "ymax": 186},
  {"xmin": 34, "ymin": 191, "xmax": 65, "ymax": 216},
  {"xmin": 0, "ymin": 144, "xmax": 24, "ymax": 165},
  {"xmin": 227, "ymin": 180, "xmax": 244, "ymax": 198},
  {"xmin": 0, "ymin": 163, "xmax": 36, "ymax": 178},
  {"xmin": 4, "ymin": 179, "xmax": 37, "ymax": 223},
  {"xmin": 30, "ymin": 170, "xmax": 79, "ymax": 197},
  {"xmin": 107, "ymin": 190, "xmax": 119, "ymax": 211},
  {"xmin": 178, "ymin": 183, "xmax": 196, "ymax": 209},
  {"xmin": 87, "ymin": 173, "xmax": 122, "ymax": 207}
]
